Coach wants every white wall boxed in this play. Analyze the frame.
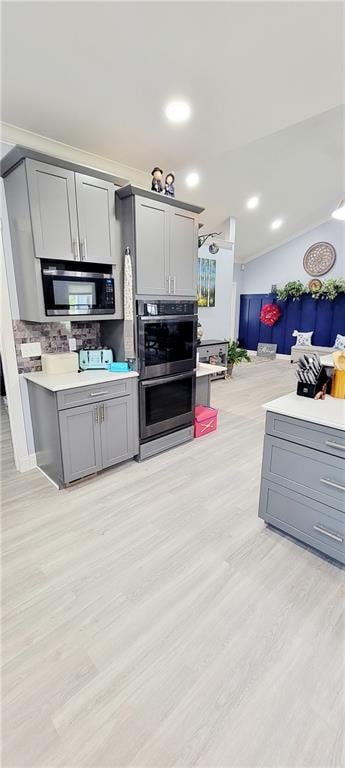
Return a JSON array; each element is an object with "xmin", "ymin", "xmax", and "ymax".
[
  {"xmin": 197, "ymin": 244, "xmax": 234, "ymax": 340},
  {"xmin": 241, "ymin": 219, "xmax": 345, "ymax": 294}
]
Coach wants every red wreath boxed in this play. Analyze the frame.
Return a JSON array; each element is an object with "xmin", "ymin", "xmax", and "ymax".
[{"xmin": 260, "ymin": 303, "xmax": 282, "ymax": 327}]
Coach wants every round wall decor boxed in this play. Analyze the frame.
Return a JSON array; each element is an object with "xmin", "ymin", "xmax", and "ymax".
[{"xmin": 303, "ymin": 242, "xmax": 336, "ymax": 276}]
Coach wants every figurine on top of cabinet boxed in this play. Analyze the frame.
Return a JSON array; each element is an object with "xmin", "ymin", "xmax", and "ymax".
[
  {"xmin": 151, "ymin": 167, "xmax": 164, "ymax": 194},
  {"xmin": 164, "ymin": 173, "xmax": 175, "ymax": 198}
]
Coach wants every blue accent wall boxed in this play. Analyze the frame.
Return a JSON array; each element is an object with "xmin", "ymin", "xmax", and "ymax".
[{"xmin": 239, "ymin": 293, "xmax": 345, "ymax": 354}]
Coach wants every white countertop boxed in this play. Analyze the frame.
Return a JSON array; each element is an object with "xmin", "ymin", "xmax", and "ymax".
[
  {"xmin": 320, "ymin": 355, "xmax": 334, "ymax": 367},
  {"xmin": 24, "ymin": 369, "xmax": 139, "ymax": 392},
  {"xmin": 263, "ymin": 391, "xmax": 345, "ymax": 431},
  {"xmin": 196, "ymin": 363, "xmax": 226, "ymax": 378}
]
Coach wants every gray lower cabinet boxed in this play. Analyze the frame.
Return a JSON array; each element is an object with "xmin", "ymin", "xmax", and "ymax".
[
  {"xmin": 258, "ymin": 412, "xmax": 345, "ymax": 564},
  {"xmin": 28, "ymin": 378, "xmax": 139, "ymax": 487},
  {"xmin": 59, "ymin": 402, "xmax": 103, "ymax": 482}
]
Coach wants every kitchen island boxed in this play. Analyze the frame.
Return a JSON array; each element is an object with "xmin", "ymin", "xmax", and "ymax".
[
  {"xmin": 25, "ymin": 370, "xmax": 139, "ymax": 487},
  {"xmin": 258, "ymin": 392, "xmax": 345, "ymax": 564}
]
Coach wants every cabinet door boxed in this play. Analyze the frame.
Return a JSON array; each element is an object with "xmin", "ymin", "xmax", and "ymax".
[
  {"xmin": 100, "ymin": 396, "xmax": 135, "ymax": 469},
  {"xmin": 59, "ymin": 403, "xmax": 102, "ymax": 483},
  {"xmin": 75, "ymin": 174, "xmax": 116, "ymax": 264},
  {"xmin": 135, "ymin": 196, "xmax": 169, "ymax": 295},
  {"xmin": 26, "ymin": 159, "xmax": 79, "ymax": 261},
  {"xmin": 169, "ymin": 209, "xmax": 198, "ymax": 296}
]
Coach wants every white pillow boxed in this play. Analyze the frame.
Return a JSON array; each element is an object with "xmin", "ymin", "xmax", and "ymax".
[
  {"xmin": 334, "ymin": 334, "xmax": 345, "ymax": 350},
  {"xmin": 292, "ymin": 330, "xmax": 314, "ymax": 347}
]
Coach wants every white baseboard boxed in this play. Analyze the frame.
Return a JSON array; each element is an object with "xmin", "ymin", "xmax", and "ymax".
[
  {"xmin": 36, "ymin": 465, "xmax": 60, "ymax": 490},
  {"xmin": 18, "ymin": 453, "xmax": 36, "ymax": 472}
]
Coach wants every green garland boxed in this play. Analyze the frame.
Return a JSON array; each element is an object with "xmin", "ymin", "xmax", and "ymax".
[{"xmin": 275, "ymin": 277, "xmax": 345, "ymax": 301}]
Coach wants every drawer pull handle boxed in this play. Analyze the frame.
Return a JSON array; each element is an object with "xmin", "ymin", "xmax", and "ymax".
[
  {"xmin": 320, "ymin": 478, "xmax": 345, "ymax": 492},
  {"xmin": 313, "ymin": 525, "xmax": 343, "ymax": 544},
  {"xmin": 90, "ymin": 391, "xmax": 109, "ymax": 397},
  {"xmin": 325, "ymin": 440, "xmax": 345, "ymax": 451}
]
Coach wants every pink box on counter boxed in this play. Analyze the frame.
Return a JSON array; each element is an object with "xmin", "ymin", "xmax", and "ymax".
[{"xmin": 194, "ymin": 405, "xmax": 218, "ymax": 438}]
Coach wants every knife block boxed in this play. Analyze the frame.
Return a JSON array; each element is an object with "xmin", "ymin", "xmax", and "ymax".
[{"xmin": 296, "ymin": 367, "xmax": 329, "ymax": 398}]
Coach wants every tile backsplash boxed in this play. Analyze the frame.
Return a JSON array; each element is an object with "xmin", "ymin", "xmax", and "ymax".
[{"xmin": 13, "ymin": 320, "xmax": 101, "ymax": 373}]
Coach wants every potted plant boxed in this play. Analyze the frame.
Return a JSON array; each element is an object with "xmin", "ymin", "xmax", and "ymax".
[{"xmin": 226, "ymin": 340, "xmax": 251, "ymax": 376}]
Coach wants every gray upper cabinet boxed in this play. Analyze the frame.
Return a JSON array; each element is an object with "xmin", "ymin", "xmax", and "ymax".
[
  {"xmin": 117, "ymin": 185, "xmax": 204, "ymax": 298},
  {"xmin": 26, "ymin": 159, "xmax": 79, "ymax": 261},
  {"xmin": 75, "ymin": 174, "xmax": 116, "ymax": 264},
  {"xmin": 135, "ymin": 196, "xmax": 169, "ymax": 295},
  {"xmin": 59, "ymin": 402, "xmax": 102, "ymax": 483},
  {"xmin": 169, "ymin": 208, "xmax": 198, "ymax": 296},
  {"xmin": 26, "ymin": 159, "xmax": 118, "ymax": 264}
]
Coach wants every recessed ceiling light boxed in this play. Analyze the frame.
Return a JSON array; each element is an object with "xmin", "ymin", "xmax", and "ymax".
[
  {"xmin": 271, "ymin": 218, "xmax": 283, "ymax": 230},
  {"xmin": 165, "ymin": 100, "xmax": 191, "ymax": 123},
  {"xmin": 185, "ymin": 171, "xmax": 200, "ymax": 188},
  {"xmin": 332, "ymin": 199, "xmax": 345, "ymax": 220},
  {"xmin": 246, "ymin": 196, "xmax": 259, "ymax": 209}
]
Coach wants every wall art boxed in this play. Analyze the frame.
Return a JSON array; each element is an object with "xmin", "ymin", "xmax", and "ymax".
[{"xmin": 197, "ymin": 258, "xmax": 216, "ymax": 307}]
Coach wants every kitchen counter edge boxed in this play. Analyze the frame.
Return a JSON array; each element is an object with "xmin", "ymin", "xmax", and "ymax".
[{"xmin": 24, "ymin": 370, "xmax": 139, "ymax": 392}]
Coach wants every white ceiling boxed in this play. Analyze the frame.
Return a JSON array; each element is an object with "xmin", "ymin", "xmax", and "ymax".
[{"xmin": 2, "ymin": 1, "xmax": 344, "ymax": 262}]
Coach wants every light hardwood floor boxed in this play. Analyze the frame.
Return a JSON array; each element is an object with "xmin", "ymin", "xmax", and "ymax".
[{"xmin": 1, "ymin": 361, "xmax": 344, "ymax": 768}]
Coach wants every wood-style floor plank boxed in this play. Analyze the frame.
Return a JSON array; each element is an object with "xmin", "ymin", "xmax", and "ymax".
[{"xmin": 1, "ymin": 361, "xmax": 344, "ymax": 767}]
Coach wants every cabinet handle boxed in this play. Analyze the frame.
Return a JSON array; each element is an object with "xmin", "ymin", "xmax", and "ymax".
[
  {"xmin": 173, "ymin": 275, "xmax": 176, "ymax": 294},
  {"xmin": 72, "ymin": 239, "xmax": 80, "ymax": 260},
  {"xmin": 80, "ymin": 238, "xmax": 88, "ymax": 261},
  {"xmin": 313, "ymin": 525, "xmax": 343, "ymax": 543},
  {"xmin": 95, "ymin": 406, "xmax": 99, "ymax": 424},
  {"xmin": 320, "ymin": 478, "xmax": 345, "ymax": 492},
  {"xmin": 100, "ymin": 403, "xmax": 105, "ymax": 423},
  {"xmin": 167, "ymin": 276, "xmax": 171, "ymax": 294},
  {"xmin": 90, "ymin": 391, "xmax": 109, "ymax": 397},
  {"xmin": 325, "ymin": 440, "xmax": 345, "ymax": 451}
]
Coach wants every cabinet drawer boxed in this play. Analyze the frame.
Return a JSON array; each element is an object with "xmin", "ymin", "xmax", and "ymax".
[
  {"xmin": 259, "ymin": 480, "xmax": 345, "ymax": 564},
  {"xmin": 262, "ymin": 436, "xmax": 345, "ymax": 512},
  {"xmin": 265, "ymin": 412, "xmax": 345, "ymax": 460},
  {"xmin": 57, "ymin": 379, "xmax": 131, "ymax": 410},
  {"xmin": 199, "ymin": 345, "xmax": 228, "ymax": 360}
]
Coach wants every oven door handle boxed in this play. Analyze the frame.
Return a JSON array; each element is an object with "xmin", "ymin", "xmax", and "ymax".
[
  {"xmin": 139, "ymin": 314, "xmax": 197, "ymax": 322},
  {"xmin": 140, "ymin": 372, "xmax": 195, "ymax": 387}
]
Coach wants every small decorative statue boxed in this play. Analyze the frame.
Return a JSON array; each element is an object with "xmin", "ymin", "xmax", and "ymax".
[
  {"xmin": 164, "ymin": 172, "xmax": 175, "ymax": 198},
  {"xmin": 151, "ymin": 167, "xmax": 163, "ymax": 194}
]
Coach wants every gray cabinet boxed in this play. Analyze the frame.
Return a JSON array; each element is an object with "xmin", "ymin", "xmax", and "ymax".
[
  {"xmin": 26, "ymin": 159, "xmax": 79, "ymax": 261},
  {"xmin": 59, "ymin": 402, "xmax": 102, "ymax": 483},
  {"xmin": 75, "ymin": 174, "xmax": 116, "ymax": 264},
  {"xmin": 169, "ymin": 208, "xmax": 198, "ymax": 296},
  {"xmin": 101, "ymin": 396, "xmax": 134, "ymax": 468},
  {"xmin": 258, "ymin": 412, "xmax": 345, "ymax": 565},
  {"xmin": 135, "ymin": 196, "xmax": 169, "ymax": 295},
  {"xmin": 27, "ymin": 377, "xmax": 139, "ymax": 487},
  {"xmin": 27, "ymin": 160, "xmax": 118, "ymax": 264},
  {"xmin": 117, "ymin": 185, "xmax": 204, "ymax": 298}
]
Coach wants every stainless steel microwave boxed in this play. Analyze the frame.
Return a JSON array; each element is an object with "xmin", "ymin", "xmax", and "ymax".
[{"xmin": 41, "ymin": 261, "xmax": 115, "ymax": 316}]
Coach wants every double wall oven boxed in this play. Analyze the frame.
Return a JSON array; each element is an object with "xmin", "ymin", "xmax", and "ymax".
[{"xmin": 137, "ymin": 300, "xmax": 197, "ymax": 443}]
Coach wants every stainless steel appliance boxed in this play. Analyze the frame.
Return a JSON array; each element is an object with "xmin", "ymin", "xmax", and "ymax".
[
  {"xmin": 41, "ymin": 260, "xmax": 115, "ymax": 316},
  {"xmin": 139, "ymin": 370, "xmax": 195, "ymax": 441},
  {"xmin": 79, "ymin": 348, "xmax": 113, "ymax": 370},
  {"xmin": 137, "ymin": 299, "xmax": 197, "ymax": 379},
  {"xmin": 137, "ymin": 299, "xmax": 197, "ymax": 452}
]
